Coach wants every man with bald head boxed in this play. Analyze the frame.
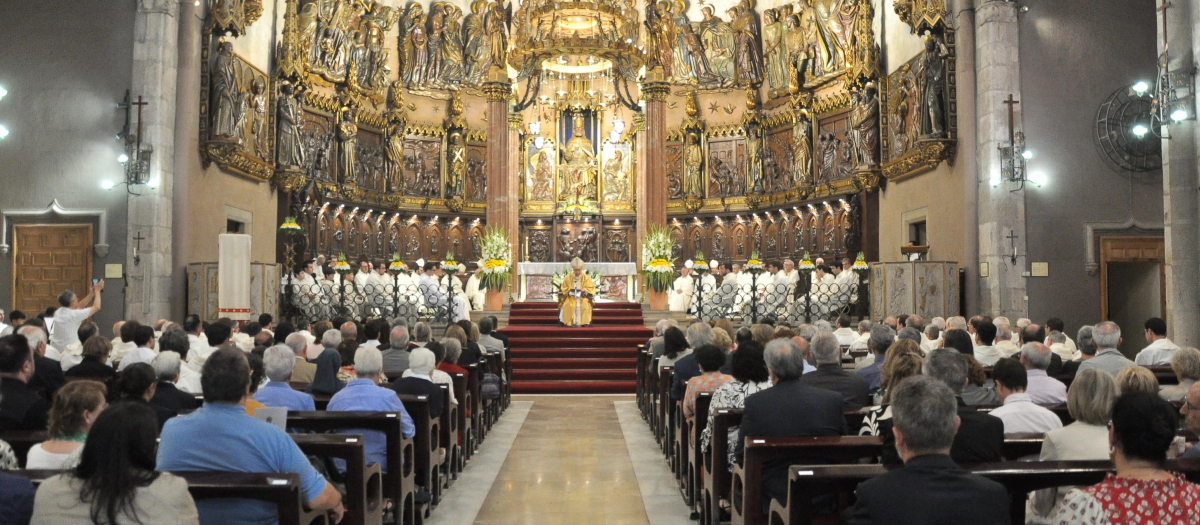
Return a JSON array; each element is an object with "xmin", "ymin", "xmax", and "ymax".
[{"xmin": 1018, "ymin": 342, "xmax": 1067, "ymax": 406}]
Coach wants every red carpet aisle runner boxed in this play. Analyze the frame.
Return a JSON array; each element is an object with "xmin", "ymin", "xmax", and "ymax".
[{"xmin": 499, "ymin": 302, "xmax": 653, "ymax": 394}]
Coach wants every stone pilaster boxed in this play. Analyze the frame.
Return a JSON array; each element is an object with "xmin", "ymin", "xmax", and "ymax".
[
  {"xmin": 483, "ymin": 68, "xmax": 517, "ymax": 263},
  {"xmin": 1161, "ymin": 0, "xmax": 1200, "ymax": 344},
  {"xmin": 637, "ymin": 68, "xmax": 670, "ymax": 273},
  {"xmin": 974, "ymin": 0, "xmax": 1027, "ymax": 319},
  {"xmin": 126, "ymin": 0, "xmax": 179, "ymax": 322},
  {"xmin": 505, "ymin": 112, "xmax": 522, "ymax": 264},
  {"xmin": 955, "ymin": 0, "xmax": 980, "ymax": 315}
]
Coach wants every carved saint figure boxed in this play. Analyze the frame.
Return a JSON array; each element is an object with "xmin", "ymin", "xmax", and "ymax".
[
  {"xmin": 746, "ymin": 127, "xmax": 765, "ymax": 193},
  {"xmin": 683, "ymin": 133, "xmax": 704, "ymax": 198},
  {"xmin": 531, "ymin": 149, "xmax": 554, "ymax": 200},
  {"xmin": 729, "ymin": 4, "xmax": 764, "ymax": 86},
  {"xmin": 762, "ymin": 9, "xmax": 787, "ymax": 92},
  {"xmin": 819, "ymin": 133, "xmax": 838, "ymax": 182},
  {"xmin": 700, "ymin": 6, "xmax": 735, "ymax": 86},
  {"xmin": 439, "ymin": 4, "xmax": 465, "ymax": 85},
  {"xmin": 793, "ymin": 106, "xmax": 812, "ymax": 184},
  {"xmin": 349, "ymin": 30, "xmax": 371, "ymax": 87},
  {"xmin": 447, "ymin": 132, "xmax": 466, "ymax": 198},
  {"xmin": 917, "ymin": 34, "xmax": 950, "ymax": 138},
  {"xmin": 248, "ymin": 77, "xmax": 269, "ymax": 159},
  {"xmin": 276, "ymin": 82, "xmax": 305, "ymax": 169},
  {"xmin": 850, "ymin": 85, "xmax": 880, "ymax": 168},
  {"xmin": 402, "ymin": 14, "xmax": 429, "ymax": 88},
  {"xmin": 484, "ymin": 2, "xmax": 509, "ymax": 73},
  {"xmin": 426, "ymin": 4, "xmax": 446, "ymax": 86},
  {"xmin": 336, "ymin": 107, "xmax": 358, "ymax": 184},
  {"xmin": 384, "ymin": 119, "xmax": 405, "ymax": 192},
  {"xmin": 681, "ymin": 24, "xmax": 718, "ymax": 85},
  {"xmin": 603, "ymin": 149, "xmax": 629, "ymax": 202},
  {"xmin": 462, "ymin": 0, "xmax": 489, "ymax": 85},
  {"xmin": 562, "ymin": 118, "xmax": 598, "ymax": 202},
  {"xmin": 211, "ymin": 41, "xmax": 241, "ymax": 139}
]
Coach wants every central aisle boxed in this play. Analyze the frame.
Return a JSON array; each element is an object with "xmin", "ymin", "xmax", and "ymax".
[{"xmin": 471, "ymin": 395, "xmax": 651, "ymax": 525}]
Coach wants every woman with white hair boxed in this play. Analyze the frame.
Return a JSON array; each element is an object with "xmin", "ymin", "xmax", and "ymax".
[{"xmin": 559, "ymin": 258, "xmax": 596, "ymax": 327}]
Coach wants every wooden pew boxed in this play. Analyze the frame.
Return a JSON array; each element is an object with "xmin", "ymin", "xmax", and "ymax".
[
  {"xmin": 291, "ymin": 434, "xmax": 384, "ymax": 525},
  {"xmin": 450, "ymin": 371, "xmax": 472, "ymax": 467},
  {"xmin": 396, "ymin": 394, "xmax": 441, "ymax": 518},
  {"xmin": 673, "ymin": 397, "xmax": 687, "ymax": 488},
  {"xmin": 768, "ymin": 459, "xmax": 1200, "ymax": 525},
  {"xmin": 286, "ymin": 411, "xmax": 415, "ymax": 525},
  {"xmin": 657, "ymin": 366, "xmax": 674, "ymax": 452},
  {"xmin": 462, "ymin": 363, "xmax": 482, "ymax": 455},
  {"xmin": 636, "ymin": 345, "xmax": 648, "ymax": 414},
  {"xmin": 14, "ymin": 470, "xmax": 323, "ymax": 525},
  {"xmin": 0, "ymin": 429, "xmax": 46, "ymax": 466},
  {"xmin": 703, "ymin": 409, "xmax": 743, "ymax": 525},
  {"xmin": 731, "ymin": 434, "xmax": 1055, "ymax": 525},
  {"xmin": 685, "ymin": 392, "xmax": 713, "ymax": 513},
  {"xmin": 436, "ymin": 384, "xmax": 458, "ymax": 491}
]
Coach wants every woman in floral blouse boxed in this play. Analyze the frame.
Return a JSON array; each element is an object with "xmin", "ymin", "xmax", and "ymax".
[
  {"xmin": 699, "ymin": 341, "xmax": 770, "ymax": 468},
  {"xmin": 682, "ymin": 344, "xmax": 734, "ymax": 434},
  {"xmin": 1052, "ymin": 392, "xmax": 1200, "ymax": 525}
]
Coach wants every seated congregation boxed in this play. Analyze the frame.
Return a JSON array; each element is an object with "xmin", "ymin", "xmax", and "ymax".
[
  {"xmin": 0, "ymin": 298, "xmax": 510, "ymax": 525},
  {"xmin": 637, "ymin": 313, "xmax": 1200, "ymax": 525}
]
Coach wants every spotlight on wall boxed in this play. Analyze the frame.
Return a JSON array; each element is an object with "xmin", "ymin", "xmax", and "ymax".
[
  {"xmin": 100, "ymin": 179, "xmax": 116, "ymax": 190},
  {"xmin": 1131, "ymin": 124, "xmax": 1149, "ymax": 138},
  {"xmin": 1021, "ymin": 149, "xmax": 1033, "ymax": 160},
  {"xmin": 0, "ymin": 85, "xmax": 7, "ymax": 101},
  {"xmin": 1028, "ymin": 171, "xmax": 1047, "ymax": 187},
  {"xmin": 118, "ymin": 153, "xmax": 129, "ymax": 164},
  {"xmin": 1132, "ymin": 81, "xmax": 1150, "ymax": 96},
  {"xmin": 0, "ymin": 124, "xmax": 9, "ymax": 140},
  {"xmin": 147, "ymin": 176, "xmax": 160, "ymax": 189}
]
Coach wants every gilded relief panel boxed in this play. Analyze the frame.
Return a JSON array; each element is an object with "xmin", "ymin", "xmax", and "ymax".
[
  {"xmin": 764, "ymin": 128, "xmax": 793, "ymax": 194},
  {"xmin": 814, "ymin": 110, "xmax": 854, "ymax": 183},
  {"xmin": 707, "ymin": 137, "xmax": 745, "ymax": 198},
  {"xmin": 666, "ymin": 142, "xmax": 685, "ymax": 200},
  {"xmin": 403, "ymin": 137, "xmax": 442, "ymax": 197},
  {"xmin": 601, "ymin": 142, "xmax": 633, "ymax": 212},
  {"xmin": 465, "ymin": 143, "xmax": 487, "ymax": 202}
]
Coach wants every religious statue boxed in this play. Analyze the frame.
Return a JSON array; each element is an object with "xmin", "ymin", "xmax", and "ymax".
[
  {"xmin": 401, "ymin": 13, "xmax": 430, "ymax": 89},
  {"xmin": 746, "ymin": 126, "xmax": 765, "ymax": 193},
  {"xmin": 650, "ymin": 1, "xmax": 675, "ymax": 77},
  {"xmin": 729, "ymin": 3, "xmax": 764, "ymax": 86},
  {"xmin": 819, "ymin": 133, "xmax": 838, "ymax": 182},
  {"xmin": 484, "ymin": 1, "xmax": 509, "ymax": 73},
  {"xmin": 798, "ymin": 0, "xmax": 839, "ymax": 82},
  {"xmin": 446, "ymin": 131, "xmax": 466, "ymax": 198},
  {"xmin": 699, "ymin": 6, "xmax": 735, "ymax": 86},
  {"xmin": 384, "ymin": 118, "xmax": 405, "ymax": 192},
  {"xmin": 683, "ymin": 133, "xmax": 704, "ymax": 198},
  {"xmin": 462, "ymin": 1, "xmax": 489, "ymax": 85},
  {"xmin": 793, "ymin": 106, "xmax": 812, "ymax": 184},
  {"xmin": 681, "ymin": 24, "xmax": 718, "ymax": 85},
  {"xmin": 851, "ymin": 84, "xmax": 880, "ymax": 168},
  {"xmin": 558, "ymin": 258, "xmax": 596, "ymax": 327},
  {"xmin": 439, "ymin": 4, "xmax": 466, "ymax": 85},
  {"xmin": 426, "ymin": 4, "xmax": 446, "ymax": 86},
  {"xmin": 530, "ymin": 149, "xmax": 554, "ymax": 200},
  {"xmin": 602, "ymin": 149, "xmax": 630, "ymax": 202},
  {"xmin": 560, "ymin": 117, "xmax": 598, "ymax": 204},
  {"xmin": 349, "ymin": 30, "xmax": 371, "ymax": 87},
  {"xmin": 557, "ymin": 228, "xmax": 575, "ymax": 261},
  {"xmin": 276, "ymin": 82, "xmax": 305, "ymax": 170},
  {"xmin": 211, "ymin": 41, "xmax": 241, "ymax": 139},
  {"xmin": 917, "ymin": 34, "xmax": 950, "ymax": 138},
  {"xmin": 336, "ymin": 106, "xmax": 358, "ymax": 184},
  {"xmin": 248, "ymin": 77, "xmax": 269, "ymax": 159},
  {"xmin": 762, "ymin": 9, "xmax": 787, "ymax": 93}
]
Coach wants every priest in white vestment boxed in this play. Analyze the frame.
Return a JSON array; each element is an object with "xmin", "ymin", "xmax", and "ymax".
[
  {"xmin": 669, "ymin": 267, "xmax": 695, "ymax": 312},
  {"xmin": 781, "ymin": 259, "xmax": 800, "ymax": 303},
  {"xmin": 367, "ymin": 264, "xmax": 395, "ymax": 315},
  {"xmin": 419, "ymin": 262, "xmax": 468, "ymax": 322},
  {"xmin": 735, "ymin": 264, "xmax": 754, "ymax": 313},
  {"xmin": 465, "ymin": 264, "xmax": 486, "ymax": 311}
]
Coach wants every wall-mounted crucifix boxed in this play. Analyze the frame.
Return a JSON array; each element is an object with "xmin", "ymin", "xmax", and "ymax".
[
  {"xmin": 133, "ymin": 231, "xmax": 146, "ymax": 266},
  {"xmin": 1006, "ymin": 230, "xmax": 1021, "ymax": 265}
]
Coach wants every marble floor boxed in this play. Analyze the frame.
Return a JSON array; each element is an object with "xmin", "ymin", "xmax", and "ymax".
[{"xmin": 426, "ymin": 395, "xmax": 691, "ymax": 525}]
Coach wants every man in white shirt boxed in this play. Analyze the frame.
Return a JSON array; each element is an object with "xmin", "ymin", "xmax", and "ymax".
[
  {"xmin": 832, "ymin": 314, "xmax": 859, "ymax": 348},
  {"xmin": 1134, "ymin": 317, "xmax": 1180, "ymax": 366},
  {"xmin": 189, "ymin": 321, "xmax": 231, "ymax": 367},
  {"xmin": 361, "ymin": 319, "xmax": 384, "ymax": 349},
  {"xmin": 973, "ymin": 321, "xmax": 1005, "ymax": 367},
  {"xmin": 849, "ymin": 320, "xmax": 872, "ymax": 353},
  {"xmin": 992, "ymin": 317, "xmax": 1018, "ymax": 356},
  {"xmin": 0, "ymin": 309, "xmax": 11, "ymax": 337},
  {"xmin": 1045, "ymin": 331, "xmax": 1074, "ymax": 362},
  {"xmin": 669, "ymin": 266, "xmax": 695, "ymax": 312},
  {"xmin": 988, "ymin": 357, "xmax": 1063, "ymax": 435},
  {"xmin": 48, "ymin": 280, "xmax": 105, "ymax": 351},
  {"xmin": 367, "ymin": 261, "xmax": 395, "ymax": 314},
  {"xmin": 156, "ymin": 330, "xmax": 202, "ymax": 394},
  {"xmin": 921, "ymin": 325, "xmax": 942, "ymax": 355},
  {"xmin": 419, "ymin": 262, "xmax": 468, "ymax": 322},
  {"xmin": 1018, "ymin": 343, "xmax": 1067, "ymax": 406},
  {"xmin": 1044, "ymin": 318, "xmax": 1077, "ymax": 357},
  {"xmin": 118, "ymin": 325, "xmax": 159, "ymax": 372},
  {"xmin": 294, "ymin": 318, "xmax": 317, "ymax": 346},
  {"xmin": 111, "ymin": 321, "xmax": 140, "ymax": 364}
]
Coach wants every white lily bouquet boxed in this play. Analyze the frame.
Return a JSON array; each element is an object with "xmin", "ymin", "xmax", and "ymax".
[
  {"xmin": 641, "ymin": 225, "xmax": 677, "ymax": 293},
  {"xmin": 480, "ymin": 226, "xmax": 513, "ymax": 292}
]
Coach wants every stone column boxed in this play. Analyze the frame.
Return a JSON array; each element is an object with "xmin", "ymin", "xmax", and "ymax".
[
  {"xmin": 506, "ymin": 112, "xmax": 523, "ymax": 264},
  {"xmin": 974, "ymin": 0, "xmax": 1027, "ymax": 319},
  {"xmin": 1161, "ymin": 0, "xmax": 1200, "ymax": 344},
  {"xmin": 956, "ymin": 0, "xmax": 980, "ymax": 315},
  {"xmin": 483, "ymin": 69, "xmax": 517, "ymax": 263},
  {"xmin": 126, "ymin": 0, "xmax": 179, "ymax": 322},
  {"xmin": 637, "ymin": 68, "xmax": 670, "ymax": 271}
]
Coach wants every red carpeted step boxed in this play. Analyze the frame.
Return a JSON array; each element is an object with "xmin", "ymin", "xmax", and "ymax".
[
  {"xmin": 506, "ymin": 340, "xmax": 649, "ymax": 350},
  {"xmin": 510, "ymin": 302, "xmax": 643, "ymax": 311},
  {"xmin": 510, "ymin": 358, "xmax": 636, "ymax": 369},
  {"xmin": 512, "ymin": 369, "xmax": 634, "ymax": 381},
  {"xmin": 507, "ymin": 317, "xmax": 644, "ymax": 326},
  {"xmin": 511, "ymin": 380, "xmax": 638, "ymax": 394},
  {"xmin": 512, "ymin": 348, "xmax": 638, "ymax": 359}
]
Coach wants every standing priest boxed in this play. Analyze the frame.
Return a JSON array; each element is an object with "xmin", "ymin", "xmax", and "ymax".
[{"xmin": 559, "ymin": 258, "xmax": 596, "ymax": 327}]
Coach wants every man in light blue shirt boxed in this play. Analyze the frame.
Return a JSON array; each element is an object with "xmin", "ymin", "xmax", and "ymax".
[
  {"xmin": 254, "ymin": 344, "xmax": 317, "ymax": 411},
  {"xmin": 327, "ymin": 345, "xmax": 415, "ymax": 473},
  {"xmin": 158, "ymin": 347, "xmax": 344, "ymax": 525}
]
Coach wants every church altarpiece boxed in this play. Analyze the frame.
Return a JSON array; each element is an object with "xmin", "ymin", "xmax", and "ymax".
[{"xmin": 192, "ymin": 0, "xmax": 958, "ymax": 274}]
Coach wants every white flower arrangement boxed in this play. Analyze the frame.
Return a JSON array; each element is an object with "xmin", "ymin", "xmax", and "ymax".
[
  {"xmin": 641, "ymin": 225, "xmax": 677, "ymax": 292},
  {"xmin": 852, "ymin": 251, "xmax": 869, "ymax": 272},
  {"xmin": 692, "ymin": 251, "xmax": 710, "ymax": 274},
  {"xmin": 798, "ymin": 251, "xmax": 815, "ymax": 271},
  {"xmin": 745, "ymin": 251, "xmax": 764, "ymax": 275},
  {"xmin": 480, "ymin": 226, "xmax": 513, "ymax": 291}
]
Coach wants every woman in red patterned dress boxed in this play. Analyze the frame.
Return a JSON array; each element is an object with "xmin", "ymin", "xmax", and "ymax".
[{"xmin": 1052, "ymin": 392, "xmax": 1200, "ymax": 524}]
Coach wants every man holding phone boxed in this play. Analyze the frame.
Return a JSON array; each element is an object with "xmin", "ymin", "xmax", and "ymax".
[{"xmin": 48, "ymin": 280, "xmax": 104, "ymax": 351}]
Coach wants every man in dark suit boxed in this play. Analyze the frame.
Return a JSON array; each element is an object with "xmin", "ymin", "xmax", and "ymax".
[
  {"xmin": 1020, "ymin": 323, "xmax": 1062, "ymax": 375},
  {"xmin": 842, "ymin": 375, "xmax": 1010, "ymax": 525},
  {"xmin": 737, "ymin": 337, "xmax": 846, "ymax": 508},
  {"xmin": 18, "ymin": 325, "xmax": 64, "ymax": 403},
  {"xmin": 486, "ymin": 316, "xmax": 509, "ymax": 351},
  {"xmin": 389, "ymin": 347, "xmax": 444, "ymax": 418},
  {"xmin": 797, "ymin": 331, "xmax": 870, "ymax": 406},
  {"xmin": 877, "ymin": 349, "xmax": 1005, "ymax": 465},
  {"xmin": 0, "ymin": 334, "xmax": 51, "ymax": 431},
  {"xmin": 149, "ymin": 352, "xmax": 200, "ymax": 412}
]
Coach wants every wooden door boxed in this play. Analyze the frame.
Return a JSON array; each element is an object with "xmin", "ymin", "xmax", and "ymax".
[
  {"xmin": 1099, "ymin": 236, "xmax": 1165, "ymax": 322},
  {"xmin": 12, "ymin": 224, "xmax": 93, "ymax": 315}
]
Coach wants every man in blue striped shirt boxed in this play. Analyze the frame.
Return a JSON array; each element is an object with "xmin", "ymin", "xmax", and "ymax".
[
  {"xmin": 327, "ymin": 345, "xmax": 415, "ymax": 473},
  {"xmin": 254, "ymin": 344, "xmax": 317, "ymax": 411}
]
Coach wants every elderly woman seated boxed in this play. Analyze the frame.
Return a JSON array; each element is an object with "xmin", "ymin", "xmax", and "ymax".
[{"xmin": 1160, "ymin": 347, "xmax": 1200, "ymax": 403}]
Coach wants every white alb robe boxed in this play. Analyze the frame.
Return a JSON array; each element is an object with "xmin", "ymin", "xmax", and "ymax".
[{"xmin": 669, "ymin": 275, "xmax": 695, "ymax": 312}]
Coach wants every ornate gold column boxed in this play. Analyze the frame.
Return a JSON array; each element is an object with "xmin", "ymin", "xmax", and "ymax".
[
  {"xmin": 483, "ymin": 69, "xmax": 518, "ymax": 263},
  {"xmin": 637, "ymin": 68, "xmax": 671, "ymax": 269}
]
